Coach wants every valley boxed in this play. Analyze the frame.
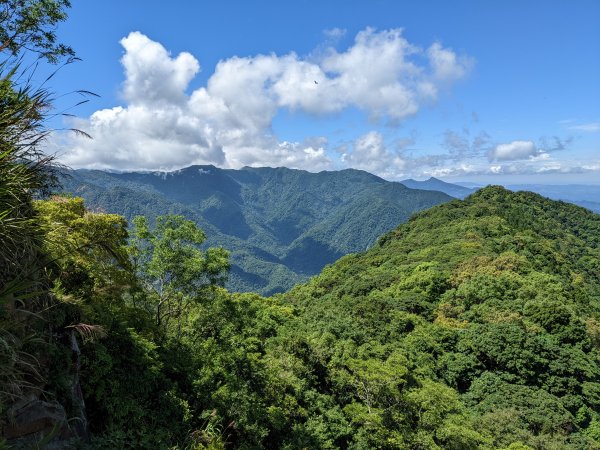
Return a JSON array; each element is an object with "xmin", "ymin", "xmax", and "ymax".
[{"xmin": 61, "ymin": 166, "xmax": 453, "ymax": 294}]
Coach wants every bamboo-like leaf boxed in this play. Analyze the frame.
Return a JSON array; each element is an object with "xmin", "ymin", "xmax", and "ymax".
[
  {"xmin": 68, "ymin": 128, "xmax": 92, "ymax": 139},
  {"xmin": 65, "ymin": 323, "xmax": 107, "ymax": 342}
]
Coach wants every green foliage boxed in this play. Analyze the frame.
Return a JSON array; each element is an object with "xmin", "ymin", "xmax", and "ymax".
[
  {"xmin": 81, "ymin": 323, "xmax": 191, "ymax": 447},
  {"xmin": 0, "ymin": 61, "xmax": 54, "ymax": 291},
  {"xmin": 272, "ymin": 186, "xmax": 600, "ymax": 448},
  {"xmin": 0, "ymin": 1, "xmax": 75, "ymax": 426},
  {"xmin": 60, "ymin": 165, "xmax": 452, "ymax": 294},
  {"xmin": 0, "ymin": 0, "xmax": 74, "ymax": 63},
  {"xmin": 0, "ymin": 93, "xmax": 49, "ymax": 409},
  {"xmin": 129, "ymin": 214, "xmax": 230, "ymax": 331}
]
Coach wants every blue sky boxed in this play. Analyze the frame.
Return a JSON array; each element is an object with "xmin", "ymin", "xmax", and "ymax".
[{"xmin": 48, "ymin": 0, "xmax": 599, "ymax": 183}]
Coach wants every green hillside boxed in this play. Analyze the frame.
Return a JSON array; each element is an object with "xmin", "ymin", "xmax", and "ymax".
[
  {"xmin": 4, "ymin": 3, "xmax": 600, "ymax": 448},
  {"xmin": 271, "ymin": 186, "xmax": 600, "ymax": 448},
  {"xmin": 6, "ymin": 181, "xmax": 600, "ymax": 449},
  {"xmin": 61, "ymin": 166, "xmax": 452, "ymax": 294}
]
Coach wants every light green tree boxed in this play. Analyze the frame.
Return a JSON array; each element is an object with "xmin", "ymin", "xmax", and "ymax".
[{"xmin": 129, "ymin": 215, "xmax": 230, "ymax": 333}]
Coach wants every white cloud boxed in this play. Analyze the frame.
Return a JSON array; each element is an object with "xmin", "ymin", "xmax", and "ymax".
[
  {"xmin": 568, "ymin": 122, "xmax": 600, "ymax": 132},
  {"xmin": 323, "ymin": 27, "xmax": 346, "ymax": 40},
  {"xmin": 121, "ymin": 32, "xmax": 199, "ymax": 105},
  {"xmin": 62, "ymin": 104, "xmax": 226, "ymax": 170},
  {"xmin": 60, "ymin": 29, "xmax": 473, "ymax": 171},
  {"xmin": 341, "ymin": 131, "xmax": 407, "ymax": 179},
  {"xmin": 489, "ymin": 140, "xmax": 541, "ymax": 161},
  {"xmin": 427, "ymin": 42, "xmax": 473, "ymax": 83}
]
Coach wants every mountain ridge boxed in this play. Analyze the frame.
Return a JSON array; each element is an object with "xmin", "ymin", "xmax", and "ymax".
[
  {"xmin": 60, "ymin": 165, "xmax": 453, "ymax": 294},
  {"xmin": 275, "ymin": 185, "xmax": 600, "ymax": 447}
]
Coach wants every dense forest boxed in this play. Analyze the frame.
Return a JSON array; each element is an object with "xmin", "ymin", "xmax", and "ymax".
[
  {"xmin": 61, "ymin": 166, "xmax": 452, "ymax": 295},
  {"xmin": 5, "ymin": 184, "xmax": 600, "ymax": 448},
  {"xmin": 2, "ymin": 2, "xmax": 600, "ymax": 449}
]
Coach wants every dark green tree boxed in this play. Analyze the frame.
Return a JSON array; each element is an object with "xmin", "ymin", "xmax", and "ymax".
[{"xmin": 0, "ymin": 0, "xmax": 74, "ymax": 62}]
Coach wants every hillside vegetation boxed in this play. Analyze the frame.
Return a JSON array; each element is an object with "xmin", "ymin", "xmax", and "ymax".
[
  {"xmin": 61, "ymin": 166, "xmax": 452, "ymax": 294},
  {"xmin": 3, "ymin": 3, "xmax": 600, "ymax": 448},
  {"xmin": 5, "ymin": 182, "xmax": 600, "ymax": 449},
  {"xmin": 275, "ymin": 186, "xmax": 600, "ymax": 448}
]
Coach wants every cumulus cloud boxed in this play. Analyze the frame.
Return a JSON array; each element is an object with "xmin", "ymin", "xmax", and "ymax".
[
  {"xmin": 489, "ymin": 140, "xmax": 541, "ymax": 161},
  {"xmin": 341, "ymin": 131, "xmax": 406, "ymax": 178},
  {"xmin": 121, "ymin": 32, "xmax": 199, "ymax": 105},
  {"xmin": 63, "ymin": 104, "xmax": 226, "ymax": 169},
  {"xmin": 60, "ymin": 29, "xmax": 473, "ymax": 171},
  {"xmin": 427, "ymin": 42, "xmax": 473, "ymax": 84}
]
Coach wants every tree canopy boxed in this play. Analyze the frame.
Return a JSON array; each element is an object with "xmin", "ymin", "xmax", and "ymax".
[
  {"xmin": 0, "ymin": 0, "xmax": 74, "ymax": 62},
  {"xmin": 2, "ymin": 1, "xmax": 600, "ymax": 448}
]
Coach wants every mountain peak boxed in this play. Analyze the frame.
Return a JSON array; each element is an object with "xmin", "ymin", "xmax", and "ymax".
[
  {"xmin": 400, "ymin": 177, "xmax": 475, "ymax": 199},
  {"xmin": 63, "ymin": 165, "xmax": 452, "ymax": 294}
]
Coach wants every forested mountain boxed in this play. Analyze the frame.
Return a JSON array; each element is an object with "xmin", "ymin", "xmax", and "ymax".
[
  {"xmin": 60, "ymin": 166, "xmax": 452, "ymax": 294},
  {"xmin": 271, "ymin": 186, "xmax": 600, "ymax": 448},
  {"xmin": 400, "ymin": 176, "xmax": 476, "ymax": 199},
  {"xmin": 4, "ymin": 2, "xmax": 600, "ymax": 449},
  {"xmin": 15, "ymin": 186, "xmax": 598, "ymax": 449},
  {"xmin": 7, "ymin": 161, "xmax": 600, "ymax": 448}
]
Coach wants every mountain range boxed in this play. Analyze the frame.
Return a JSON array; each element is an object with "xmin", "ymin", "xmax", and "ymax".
[{"xmin": 60, "ymin": 166, "xmax": 453, "ymax": 294}]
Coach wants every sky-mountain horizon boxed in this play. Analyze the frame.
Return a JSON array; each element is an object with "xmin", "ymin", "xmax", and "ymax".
[
  {"xmin": 61, "ymin": 165, "xmax": 453, "ymax": 294},
  {"xmin": 48, "ymin": 1, "xmax": 599, "ymax": 184},
  {"xmin": 5, "ymin": 2, "xmax": 600, "ymax": 448}
]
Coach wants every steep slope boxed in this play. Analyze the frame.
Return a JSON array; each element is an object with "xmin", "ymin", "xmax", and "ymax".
[
  {"xmin": 60, "ymin": 166, "xmax": 452, "ymax": 294},
  {"xmin": 401, "ymin": 176, "xmax": 476, "ymax": 198},
  {"xmin": 275, "ymin": 186, "xmax": 600, "ymax": 448},
  {"xmin": 283, "ymin": 183, "xmax": 450, "ymax": 273}
]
